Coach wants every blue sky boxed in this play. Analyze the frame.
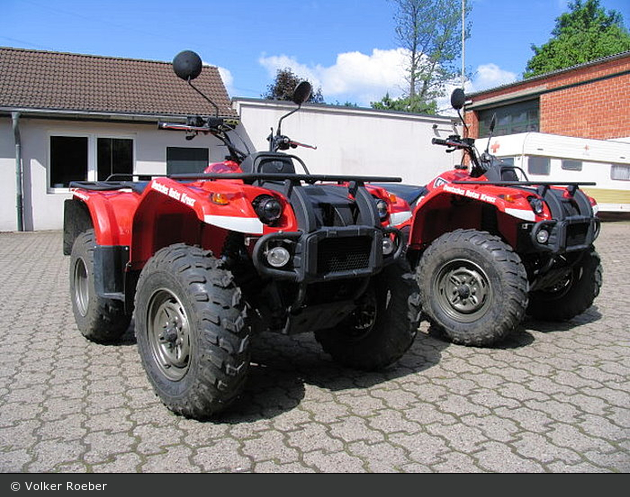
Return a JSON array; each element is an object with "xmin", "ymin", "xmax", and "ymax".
[{"xmin": 3, "ymin": 0, "xmax": 630, "ymax": 110}]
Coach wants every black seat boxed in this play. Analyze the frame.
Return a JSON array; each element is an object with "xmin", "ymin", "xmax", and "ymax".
[
  {"xmin": 240, "ymin": 152, "xmax": 296, "ymax": 175},
  {"xmin": 501, "ymin": 167, "xmax": 519, "ymax": 181}
]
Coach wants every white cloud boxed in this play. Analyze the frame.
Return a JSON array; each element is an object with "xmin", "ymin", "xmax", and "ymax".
[
  {"xmin": 437, "ymin": 64, "xmax": 518, "ymax": 115},
  {"xmin": 259, "ymin": 50, "xmax": 518, "ymax": 111},
  {"xmin": 217, "ymin": 66, "xmax": 235, "ymax": 97},
  {"xmin": 259, "ymin": 48, "xmax": 408, "ymax": 106},
  {"xmin": 467, "ymin": 63, "xmax": 517, "ymax": 93}
]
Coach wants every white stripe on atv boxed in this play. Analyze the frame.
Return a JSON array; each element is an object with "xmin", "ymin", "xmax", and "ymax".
[
  {"xmin": 505, "ymin": 208, "xmax": 536, "ymax": 221},
  {"xmin": 204, "ymin": 215, "xmax": 264, "ymax": 234},
  {"xmin": 389, "ymin": 211, "xmax": 412, "ymax": 226}
]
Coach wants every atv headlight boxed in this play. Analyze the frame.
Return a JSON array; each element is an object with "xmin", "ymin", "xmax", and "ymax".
[
  {"xmin": 253, "ymin": 195, "xmax": 282, "ymax": 225},
  {"xmin": 528, "ymin": 196, "xmax": 545, "ymax": 216},
  {"xmin": 375, "ymin": 198, "xmax": 389, "ymax": 221},
  {"xmin": 382, "ymin": 236, "xmax": 395, "ymax": 255},
  {"xmin": 266, "ymin": 246, "xmax": 291, "ymax": 268},
  {"xmin": 536, "ymin": 229, "xmax": 549, "ymax": 244}
]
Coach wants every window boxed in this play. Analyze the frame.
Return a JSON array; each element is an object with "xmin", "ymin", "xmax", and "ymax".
[
  {"xmin": 97, "ymin": 138, "xmax": 133, "ymax": 180},
  {"xmin": 478, "ymin": 100, "xmax": 539, "ymax": 137},
  {"xmin": 528, "ymin": 156, "xmax": 550, "ymax": 176},
  {"xmin": 167, "ymin": 147, "xmax": 209, "ymax": 175},
  {"xmin": 561, "ymin": 159, "xmax": 582, "ymax": 171},
  {"xmin": 611, "ymin": 164, "xmax": 630, "ymax": 181},
  {"xmin": 50, "ymin": 136, "xmax": 88, "ymax": 188},
  {"xmin": 49, "ymin": 135, "xmax": 134, "ymax": 189}
]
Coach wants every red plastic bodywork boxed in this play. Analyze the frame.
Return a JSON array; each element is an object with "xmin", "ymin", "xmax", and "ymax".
[
  {"xmin": 396, "ymin": 168, "xmax": 595, "ymax": 251},
  {"xmin": 72, "ymin": 161, "xmax": 300, "ymax": 271},
  {"xmin": 71, "ymin": 160, "xmax": 400, "ymax": 272}
]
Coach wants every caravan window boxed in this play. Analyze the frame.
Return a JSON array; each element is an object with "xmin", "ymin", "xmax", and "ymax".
[
  {"xmin": 561, "ymin": 159, "xmax": 582, "ymax": 171},
  {"xmin": 528, "ymin": 156, "xmax": 550, "ymax": 176},
  {"xmin": 611, "ymin": 164, "xmax": 630, "ymax": 181}
]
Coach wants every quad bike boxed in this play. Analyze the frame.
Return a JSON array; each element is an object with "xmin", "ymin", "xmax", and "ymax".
[
  {"xmin": 63, "ymin": 50, "xmax": 420, "ymax": 419},
  {"xmin": 384, "ymin": 88, "xmax": 602, "ymax": 347}
]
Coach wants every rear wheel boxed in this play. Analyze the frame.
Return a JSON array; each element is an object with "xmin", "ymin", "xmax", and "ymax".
[
  {"xmin": 69, "ymin": 230, "xmax": 130, "ymax": 343},
  {"xmin": 527, "ymin": 248, "xmax": 602, "ymax": 321},
  {"xmin": 416, "ymin": 229, "xmax": 528, "ymax": 347},
  {"xmin": 315, "ymin": 260, "xmax": 421, "ymax": 370},
  {"xmin": 134, "ymin": 244, "xmax": 251, "ymax": 419}
]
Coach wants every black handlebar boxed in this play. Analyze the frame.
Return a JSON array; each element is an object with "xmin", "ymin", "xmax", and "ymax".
[
  {"xmin": 432, "ymin": 135, "xmax": 475, "ymax": 150},
  {"xmin": 158, "ymin": 116, "xmax": 239, "ymax": 133}
]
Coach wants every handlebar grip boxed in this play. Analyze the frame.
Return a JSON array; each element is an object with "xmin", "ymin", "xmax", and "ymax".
[{"xmin": 432, "ymin": 138, "xmax": 449, "ymax": 146}]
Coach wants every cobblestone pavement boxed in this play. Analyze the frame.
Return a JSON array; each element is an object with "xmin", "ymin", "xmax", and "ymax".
[{"xmin": 1, "ymin": 223, "xmax": 629, "ymax": 473}]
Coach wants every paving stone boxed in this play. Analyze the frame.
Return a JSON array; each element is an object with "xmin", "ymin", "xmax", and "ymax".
[{"xmin": 0, "ymin": 224, "xmax": 628, "ymax": 473}]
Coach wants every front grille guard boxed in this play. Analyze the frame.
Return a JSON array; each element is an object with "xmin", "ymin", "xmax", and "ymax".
[
  {"xmin": 252, "ymin": 226, "xmax": 403, "ymax": 283},
  {"xmin": 529, "ymin": 217, "xmax": 601, "ymax": 254}
]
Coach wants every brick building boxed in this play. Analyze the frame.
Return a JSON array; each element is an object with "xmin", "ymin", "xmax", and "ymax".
[{"xmin": 465, "ymin": 51, "xmax": 630, "ymax": 141}]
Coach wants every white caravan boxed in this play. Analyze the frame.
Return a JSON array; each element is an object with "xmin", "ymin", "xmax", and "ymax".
[{"xmin": 476, "ymin": 132, "xmax": 630, "ymax": 212}]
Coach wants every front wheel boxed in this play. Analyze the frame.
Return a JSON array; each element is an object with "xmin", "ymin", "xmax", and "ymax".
[
  {"xmin": 315, "ymin": 260, "xmax": 421, "ymax": 370},
  {"xmin": 527, "ymin": 248, "xmax": 602, "ymax": 321},
  {"xmin": 134, "ymin": 244, "xmax": 251, "ymax": 419},
  {"xmin": 416, "ymin": 229, "xmax": 528, "ymax": 347}
]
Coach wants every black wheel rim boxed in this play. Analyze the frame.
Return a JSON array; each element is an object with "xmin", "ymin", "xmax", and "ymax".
[
  {"xmin": 435, "ymin": 258, "xmax": 492, "ymax": 323},
  {"xmin": 146, "ymin": 288, "xmax": 192, "ymax": 382},
  {"xmin": 537, "ymin": 268, "xmax": 577, "ymax": 300},
  {"xmin": 344, "ymin": 288, "xmax": 379, "ymax": 340},
  {"xmin": 73, "ymin": 257, "xmax": 89, "ymax": 317}
]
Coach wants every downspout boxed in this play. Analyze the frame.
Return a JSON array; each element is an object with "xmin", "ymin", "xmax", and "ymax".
[{"xmin": 12, "ymin": 112, "xmax": 24, "ymax": 232}]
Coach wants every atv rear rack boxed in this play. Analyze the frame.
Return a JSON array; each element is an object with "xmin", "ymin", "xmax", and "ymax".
[
  {"xmin": 169, "ymin": 172, "xmax": 402, "ymax": 184},
  {"xmin": 70, "ymin": 173, "xmax": 402, "ymax": 195}
]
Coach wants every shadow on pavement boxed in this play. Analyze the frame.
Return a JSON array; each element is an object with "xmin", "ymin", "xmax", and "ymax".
[{"xmin": 211, "ymin": 329, "xmax": 450, "ymax": 424}]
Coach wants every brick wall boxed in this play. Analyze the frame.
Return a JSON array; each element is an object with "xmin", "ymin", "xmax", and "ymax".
[{"xmin": 466, "ymin": 53, "xmax": 630, "ymax": 140}]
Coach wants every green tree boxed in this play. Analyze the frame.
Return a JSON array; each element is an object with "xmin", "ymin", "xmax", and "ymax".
[
  {"xmin": 262, "ymin": 67, "xmax": 324, "ymax": 103},
  {"xmin": 381, "ymin": 0, "xmax": 471, "ymax": 114},
  {"xmin": 525, "ymin": 0, "xmax": 630, "ymax": 78},
  {"xmin": 370, "ymin": 93, "xmax": 437, "ymax": 114}
]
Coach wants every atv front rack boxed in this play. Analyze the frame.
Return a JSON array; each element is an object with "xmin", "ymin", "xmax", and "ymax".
[{"xmin": 452, "ymin": 181, "xmax": 596, "ymax": 187}]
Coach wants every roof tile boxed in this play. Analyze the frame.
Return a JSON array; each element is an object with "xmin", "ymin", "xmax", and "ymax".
[{"xmin": 0, "ymin": 47, "xmax": 237, "ymax": 118}]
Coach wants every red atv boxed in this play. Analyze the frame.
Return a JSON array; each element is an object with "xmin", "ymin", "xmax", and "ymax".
[
  {"xmin": 385, "ymin": 89, "xmax": 602, "ymax": 347},
  {"xmin": 63, "ymin": 51, "xmax": 420, "ymax": 419}
]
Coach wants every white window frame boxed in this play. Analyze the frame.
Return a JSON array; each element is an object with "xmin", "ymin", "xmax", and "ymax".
[{"xmin": 47, "ymin": 132, "xmax": 136, "ymax": 193}]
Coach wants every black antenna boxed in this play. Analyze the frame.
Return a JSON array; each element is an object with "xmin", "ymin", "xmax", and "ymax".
[{"xmin": 484, "ymin": 114, "xmax": 497, "ymax": 156}]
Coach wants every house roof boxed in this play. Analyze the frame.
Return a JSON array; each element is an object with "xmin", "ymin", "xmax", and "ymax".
[
  {"xmin": 0, "ymin": 47, "xmax": 237, "ymax": 119},
  {"xmin": 467, "ymin": 50, "xmax": 630, "ymax": 100}
]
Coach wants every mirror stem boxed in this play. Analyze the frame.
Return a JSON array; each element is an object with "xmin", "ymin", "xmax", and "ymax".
[
  {"xmin": 276, "ymin": 105, "xmax": 300, "ymax": 137},
  {"xmin": 188, "ymin": 79, "xmax": 220, "ymax": 117}
]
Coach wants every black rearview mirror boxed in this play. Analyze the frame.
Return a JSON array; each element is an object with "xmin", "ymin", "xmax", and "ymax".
[
  {"xmin": 292, "ymin": 81, "xmax": 312, "ymax": 106},
  {"xmin": 450, "ymin": 88, "xmax": 466, "ymax": 110},
  {"xmin": 173, "ymin": 50, "xmax": 203, "ymax": 81}
]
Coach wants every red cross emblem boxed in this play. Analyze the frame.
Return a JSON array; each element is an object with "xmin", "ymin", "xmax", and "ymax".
[{"xmin": 491, "ymin": 142, "xmax": 500, "ymax": 153}]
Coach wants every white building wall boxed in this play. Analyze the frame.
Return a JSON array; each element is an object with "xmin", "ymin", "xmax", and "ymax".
[
  {"xmin": 234, "ymin": 100, "xmax": 459, "ymax": 184},
  {"xmin": 0, "ymin": 103, "xmax": 459, "ymax": 231},
  {"xmin": 0, "ymin": 116, "xmax": 227, "ymax": 231},
  {"xmin": 0, "ymin": 120, "xmax": 18, "ymax": 230}
]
